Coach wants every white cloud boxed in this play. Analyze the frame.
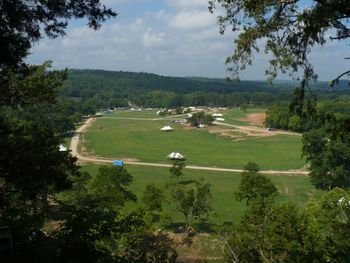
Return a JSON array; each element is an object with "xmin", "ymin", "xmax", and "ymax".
[
  {"xmin": 169, "ymin": 10, "xmax": 216, "ymax": 30},
  {"xmin": 166, "ymin": 0, "xmax": 208, "ymax": 9},
  {"xmin": 27, "ymin": 0, "xmax": 348, "ymax": 80},
  {"xmin": 130, "ymin": 17, "xmax": 144, "ymax": 31},
  {"xmin": 143, "ymin": 29, "xmax": 167, "ymax": 47}
]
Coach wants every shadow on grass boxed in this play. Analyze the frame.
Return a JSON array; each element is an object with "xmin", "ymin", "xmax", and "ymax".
[
  {"xmin": 177, "ymin": 180, "xmax": 196, "ymax": 185},
  {"xmin": 164, "ymin": 221, "xmax": 234, "ymax": 234}
]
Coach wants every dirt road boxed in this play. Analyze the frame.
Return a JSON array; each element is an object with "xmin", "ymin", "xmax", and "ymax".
[{"xmin": 69, "ymin": 118, "xmax": 308, "ymax": 175}]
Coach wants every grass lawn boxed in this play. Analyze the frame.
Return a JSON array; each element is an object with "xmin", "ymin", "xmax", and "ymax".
[
  {"xmin": 108, "ymin": 110, "xmax": 159, "ymax": 118},
  {"xmin": 83, "ymin": 118, "xmax": 305, "ymax": 170},
  {"xmin": 80, "ymin": 164, "xmax": 319, "ymax": 225}
]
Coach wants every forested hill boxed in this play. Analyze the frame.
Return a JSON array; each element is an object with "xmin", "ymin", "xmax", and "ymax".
[
  {"xmin": 62, "ymin": 69, "xmax": 349, "ymax": 99},
  {"xmin": 62, "ymin": 69, "xmax": 288, "ymax": 98},
  {"xmin": 60, "ymin": 69, "xmax": 350, "ymax": 112}
]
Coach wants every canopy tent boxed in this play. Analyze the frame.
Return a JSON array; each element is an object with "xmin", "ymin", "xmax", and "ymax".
[
  {"xmin": 113, "ymin": 160, "xmax": 124, "ymax": 167},
  {"xmin": 167, "ymin": 152, "xmax": 185, "ymax": 160},
  {"xmin": 215, "ymin": 117, "xmax": 225, "ymax": 121},
  {"xmin": 212, "ymin": 113, "xmax": 223, "ymax": 117},
  {"xmin": 161, "ymin": 125, "xmax": 173, "ymax": 131}
]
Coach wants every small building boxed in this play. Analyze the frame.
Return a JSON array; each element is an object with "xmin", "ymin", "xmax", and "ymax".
[
  {"xmin": 113, "ymin": 160, "xmax": 124, "ymax": 167},
  {"xmin": 59, "ymin": 145, "xmax": 67, "ymax": 152},
  {"xmin": 161, "ymin": 125, "xmax": 173, "ymax": 132},
  {"xmin": 198, "ymin": 124, "xmax": 205, "ymax": 128},
  {"xmin": 167, "ymin": 152, "xmax": 185, "ymax": 160},
  {"xmin": 216, "ymin": 117, "xmax": 225, "ymax": 122},
  {"xmin": 188, "ymin": 106, "xmax": 196, "ymax": 111}
]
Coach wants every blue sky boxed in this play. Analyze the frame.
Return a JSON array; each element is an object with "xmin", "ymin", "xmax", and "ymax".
[{"xmin": 27, "ymin": 0, "xmax": 350, "ymax": 81}]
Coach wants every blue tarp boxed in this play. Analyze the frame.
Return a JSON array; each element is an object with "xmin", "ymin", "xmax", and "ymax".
[{"xmin": 113, "ymin": 160, "xmax": 124, "ymax": 166}]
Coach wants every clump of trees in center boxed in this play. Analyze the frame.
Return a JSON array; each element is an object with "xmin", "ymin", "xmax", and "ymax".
[{"xmin": 188, "ymin": 111, "xmax": 214, "ymax": 127}]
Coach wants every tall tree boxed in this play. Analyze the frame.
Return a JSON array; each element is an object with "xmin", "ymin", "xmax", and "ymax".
[
  {"xmin": 235, "ymin": 163, "xmax": 277, "ymax": 205},
  {"xmin": 90, "ymin": 165, "xmax": 137, "ymax": 207},
  {"xmin": 302, "ymin": 114, "xmax": 350, "ymax": 189},
  {"xmin": 170, "ymin": 179, "xmax": 212, "ymax": 232},
  {"xmin": 169, "ymin": 160, "xmax": 186, "ymax": 180},
  {"xmin": 209, "ymin": 1, "xmax": 350, "ymax": 190},
  {"xmin": 0, "ymin": 0, "xmax": 117, "ymax": 257}
]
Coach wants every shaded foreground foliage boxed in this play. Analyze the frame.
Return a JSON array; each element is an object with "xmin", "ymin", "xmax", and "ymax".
[
  {"xmin": 0, "ymin": 1, "xmax": 174, "ymax": 262},
  {"xmin": 225, "ymin": 164, "xmax": 350, "ymax": 263}
]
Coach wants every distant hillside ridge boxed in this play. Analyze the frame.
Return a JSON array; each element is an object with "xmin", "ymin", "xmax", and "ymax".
[
  {"xmin": 62, "ymin": 69, "xmax": 349, "ymax": 99},
  {"xmin": 62, "ymin": 69, "xmax": 291, "ymax": 98}
]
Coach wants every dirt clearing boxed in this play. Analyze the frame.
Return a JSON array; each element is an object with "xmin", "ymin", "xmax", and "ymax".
[{"xmin": 240, "ymin": 112, "xmax": 266, "ymax": 125}]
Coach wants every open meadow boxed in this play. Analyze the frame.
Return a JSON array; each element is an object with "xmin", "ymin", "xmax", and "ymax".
[{"xmin": 81, "ymin": 109, "xmax": 305, "ymax": 170}]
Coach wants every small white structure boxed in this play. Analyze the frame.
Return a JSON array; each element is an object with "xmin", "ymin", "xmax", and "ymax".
[
  {"xmin": 167, "ymin": 152, "xmax": 185, "ymax": 160},
  {"xmin": 198, "ymin": 124, "xmax": 205, "ymax": 128},
  {"xmin": 212, "ymin": 113, "xmax": 223, "ymax": 117},
  {"xmin": 187, "ymin": 113, "xmax": 193, "ymax": 118},
  {"xmin": 216, "ymin": 117, "xmax": 225, "ymax": 122},
  {"xmin": 161, "ymin": 125, "xmax": 173, "ymax": 132},
  {"xmin": 59, "ymin": 144, "xmax": 67, "ymax": 152}
]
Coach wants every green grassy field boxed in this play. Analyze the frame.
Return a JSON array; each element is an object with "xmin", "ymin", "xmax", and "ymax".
[
  {"xmin": 83, "ymin": 117, "xmax": 304, "ymax": 170},
  {"xmin": 108, "ymin": 110, "xmax": 160, "ymax": 118},
  {"xmin": 81, "ymin": 164, "xmax": 318, "ymax": 225}
]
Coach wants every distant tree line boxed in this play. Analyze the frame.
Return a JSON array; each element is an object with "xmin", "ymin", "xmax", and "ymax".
[{"xmin": 60, "ymin": 70, "xmax": 350, "ymax": 120}]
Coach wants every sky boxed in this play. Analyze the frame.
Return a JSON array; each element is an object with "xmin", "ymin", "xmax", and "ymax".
[{"xmin": 27, "ymin": 0, "xmax": 350, "ymax": 81}]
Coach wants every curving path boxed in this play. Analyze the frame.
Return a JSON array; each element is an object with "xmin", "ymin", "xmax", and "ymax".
[{"xmin": 69, "ymin": 118, "xmax": 309, "ymax": 176}]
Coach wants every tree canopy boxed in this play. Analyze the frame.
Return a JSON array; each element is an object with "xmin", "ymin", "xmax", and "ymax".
[
  {"xmin": 0, "ymin": 0, "xmax": 116, "ymax": 69},
  {"xmin": 209, "ymin": 0, "xmax": 350, "ymax": 82}
]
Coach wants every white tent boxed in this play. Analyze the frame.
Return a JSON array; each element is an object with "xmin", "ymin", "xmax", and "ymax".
[
  {"xmin": 212, "ymin": 113, "xmax": 223, "ymax": 117},
  {"xmin": 59, "ymin": 144, "xmax": 67, "ymax": 152},
  {"xmin": 216, "ymin": 117, "xmax": 225, "ymax": 121},
  {"xmin": 167, "ymin": 152, "xmax": 184, "ymax": 160},
  {"xmin": 161, "ymin": 125, "xmax": 173, "ymax": 131}
]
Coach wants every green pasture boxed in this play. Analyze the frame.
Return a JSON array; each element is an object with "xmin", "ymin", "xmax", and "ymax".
[
  {"xmin": 83, "ymin": 118, "xmax": 304, "ymax": 170},
  {"xmin": 81, "ymin": 164, "xmax": 318, "ymax": 225}
]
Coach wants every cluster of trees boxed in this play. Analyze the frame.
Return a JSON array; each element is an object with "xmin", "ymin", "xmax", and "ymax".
[
  {"xmin": 265, "ymin": 99, "xmax": 350, "ymax": 132},
  {"xmin": 55, "ymin": 166, "xmax": 178, "ymax": 262},
  {"xmin": 224, "ymin": 163, "xmax": 350, "ymax": 262},
  {"xmin": 265, "ymin": 99, "xmax": 350, "ymax": 190},
  {"xmin": 188, "ymin": 112, "xmax": 214, "ymax": 127},
  {"xmin": 142, "ymin": 160, "xmax": 213, "ymax": 234}
]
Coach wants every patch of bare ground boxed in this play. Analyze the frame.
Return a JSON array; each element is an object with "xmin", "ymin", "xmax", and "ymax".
[
  {"xmin": 206, "ymin": 125, "xmax": 273, "ymax": 141},
  {"xmin": 239, "ymin": 112, "xmax": 266, "ymax": 126},
  {"xmin": 167, "ymin": 232, "xmax": 224, "ymax": 263},
  {"xmin": 181, "ymin": 122, "xmax": 274, "ymax": 141}
]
